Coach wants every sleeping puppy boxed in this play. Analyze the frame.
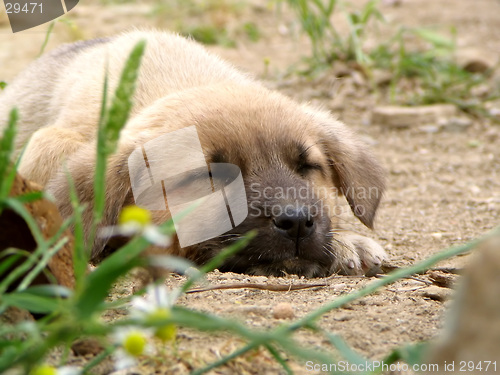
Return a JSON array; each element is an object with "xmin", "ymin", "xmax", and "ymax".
[{"xmin": 0, "ymin": 30, "xmax": 387, "ymax": 278}]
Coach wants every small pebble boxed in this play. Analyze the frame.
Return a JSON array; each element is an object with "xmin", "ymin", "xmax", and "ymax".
[
  {"xmin": 467, "ymin": 140, "xmax": 481, "ymax": 148},
  {"xmin": 420, "ymin": 286, "xmax": 453, "ymax": 302},
  {"xmin": 442, "ymin": 117, "xmax": 473, "ymax": 133},
  {"xmin": 273, "ymin": 302, "xmax": 295, "ymax": 319},
  {"xmin": 331, "ymin": 283, "xmax": 347, "ymax": 291},
  {"xmin": 470, "ymin": 185, "xmax": 481, "ymax": 194},
  {"xmin": 419, "ymin": 124, "xmax": 440, "ymax": 133}
]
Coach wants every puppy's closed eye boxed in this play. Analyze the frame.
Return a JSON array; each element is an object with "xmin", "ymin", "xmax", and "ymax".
[
  {"xmin": 297, "ymin": 161, "xmax": 323, "ymax": 174},
  {"xmin": 295, "ymin": 143, "xmax": 326, "ymax": 177}
]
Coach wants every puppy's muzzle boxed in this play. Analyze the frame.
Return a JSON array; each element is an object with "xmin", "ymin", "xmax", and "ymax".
[{"xmin": 272, "ymin": 206, "xmax": 315, "ymax": 242}]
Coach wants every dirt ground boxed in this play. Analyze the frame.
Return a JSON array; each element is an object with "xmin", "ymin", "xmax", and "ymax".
[{"xmin": 1, "ymin": 0, "xmax": 500, "ymax": 374}]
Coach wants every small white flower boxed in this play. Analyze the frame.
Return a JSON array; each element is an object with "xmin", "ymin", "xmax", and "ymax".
[
  {"xmin": 131, "ymin": 284, "xmax": 179, "ymax": 314},
  {"xmin": 99, "ymin": 205, "xmax": 171, "ymax": 247},
  {"xmin": 131, "ymin": 284, "xmax": 179, "ymax": 342},
  {"xmin": 57, "ymin": 367, "xmax": 81, "ymax": 375},
  {"xmin": 30, "ymin": 365, "xmax": 81, "ymax": 375},
  {"xmin": 142, "ymin": 225, "xmax": 171, "ymax": 247},
  {"xmin": 112, "ymin": 327, "xmax": 154, "ymax": 370}
]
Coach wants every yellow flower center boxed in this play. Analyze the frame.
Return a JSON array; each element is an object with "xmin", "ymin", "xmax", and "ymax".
[
  {"xmin": 123, "ymin": 331, "xmax": 147, "ymax": 357},
  {"xmin": 148, "ymin": 308, "xmax": 176, "ymax": 342},
  {"xmin": 155, "ymin": 324, "xmax": 177, "ymax": 342},
  {"xmin": 30, "ymin": 365, "xmax": 57, "ymax": 375},
  {"xmin": 119, "ymin": 205, "xmax": 151, "ymax": 227}
]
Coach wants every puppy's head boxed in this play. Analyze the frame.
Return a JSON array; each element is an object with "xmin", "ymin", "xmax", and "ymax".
[{"xmin": 129, "ymin": 84, "xmax": 385, "ymax": 278}]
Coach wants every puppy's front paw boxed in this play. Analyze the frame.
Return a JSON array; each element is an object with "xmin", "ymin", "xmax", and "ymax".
[{"xmin": 332, "ymin": 232, "xmax": 388, "ymax": 276}]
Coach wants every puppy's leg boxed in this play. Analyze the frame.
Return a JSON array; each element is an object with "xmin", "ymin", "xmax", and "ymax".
[
  {"xmin": 332, "ymin": 231, "xmax": 387, "ymax": 276},
  {"xmin": 18, "ymin": 126, "xmax": 86, "ymax": 186}
]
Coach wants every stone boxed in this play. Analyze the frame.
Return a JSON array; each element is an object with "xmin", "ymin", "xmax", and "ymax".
[
  {"xmin": 441, "ymin": 116, "xmax": 473, "ymax": 132},
  {"xmin": 0, "ymin": 173, "xmax": 74, "ymax": 290},
  {"xmin": 488, "ymin": 107, "xmax": 500, "ymax": 119},
  {"xmin": 273, "ymin": 302, "xmax": 295, "ymax": 319},
  {"xmin": 419, "ymin": 125, "xmax": 440, "ymax": 133},
  {"xmin": 455, "ymin": 48, "xmax": 497, "ymax": 73},
  {"xmin": 428, "ymin": 271, "xmax": 458, "ymax": 288},
  {"xmin": 371, "ymin": 104, "xmax": 457, "ymax": 128},
  {"xmin": 427, "ymin": 233, "xmax": 500, "ymax": 367},
  {"xmin": 71, "ymin": 338, "xmax": 104, "ymax": 356},
  {"xmin": 0, "ymin": 306, "xmax": 35, "ymax": 324},
  {"xmin": 420, "ymin": 286, "xmax": 453, "ymax": 302}
]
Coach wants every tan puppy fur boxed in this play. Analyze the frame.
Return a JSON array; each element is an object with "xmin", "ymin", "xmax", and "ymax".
[{"xmin": 0, "ymin": 30, "xmax": 387, "ymax": 277}]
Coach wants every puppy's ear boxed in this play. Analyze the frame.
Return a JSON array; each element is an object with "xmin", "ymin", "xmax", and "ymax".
[{"xmin": 316, "ymin": 115, "xmax": 385, "ymax": 228}]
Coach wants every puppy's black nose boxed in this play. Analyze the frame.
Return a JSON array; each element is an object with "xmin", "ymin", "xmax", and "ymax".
[{"xmin": 273, "ymin": 207, "xmax": 315, "ymax": 240}]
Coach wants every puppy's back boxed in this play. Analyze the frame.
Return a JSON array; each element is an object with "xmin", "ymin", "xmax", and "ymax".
[
  {"xmin": 0, "ymin": 30, "xmax": 253, "ymax": 151},
  {"xmin": 0, "ymin": 37, "xmax": 109, "ymax": 148}
]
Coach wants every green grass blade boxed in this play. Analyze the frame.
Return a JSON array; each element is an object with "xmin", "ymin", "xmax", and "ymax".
[
  {"xmin": 93, "ymin": 40, "xmax": 146, "ymax": 223},
  {"xmin": 264, "ymin": 343, "xmax": 293, "ymax": 375},
  {"xmin": 0, "ymin": 109, "xmax": 18, "ymax": 203},
  {"xmin": 191, "ymin": 343, "xmax": 258, "ymax": 375},
  {"xmin": 19, "ymin": 284, "xmax": 72, "ymax": 299},
  {"xmin": 81, "ymin": 345, "xmax": 116, "ymax": 373},
  {"xmin": 38, "ymin": 21, "xmax": 55, "ymax": 56},
  {"xmin": 375, "ymin": 342, "xmax": 428, "ymax": 373},
  {"xmin": 413, "ymin": 28, "xmax": 454, "ymax": 50},
  {"xmin": 10, "ymin": 191, "xmax": 44, "ymax": 204},
  {"xmin": 17, "ymin": 236, "xmax": 70, "ymax": 291},
  {"xmin": 286, "ymin": 226, "xmax": 500, "ymax": 332},
  {"xmin": 322, "ymin": 330, "xmax": 368, "ymax": 365},
  {"xmin": 65, "ymin": 169, "xmax": 89, "ymax": 289},
  {"xmin": 74, "ymin": 235, "xmax": 149, "ymax": 318},
  {"xmin": 0, "ymin": 199, "xmax": 47, "ymax": 293},
  {"xmin": 0, "ymin": 197, "xmax": 74, "ymax": 293},
  {"xmin": 203, "ymin": 227, "xmax": 499, "ymax": 374},
  {"xmin": 0, "ymin": 254, "xmax": 23, "ymax": 281},
  {"xmin": 1, "ymin": 290, "xmax": 64, "ymax": 314}
]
